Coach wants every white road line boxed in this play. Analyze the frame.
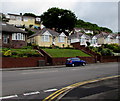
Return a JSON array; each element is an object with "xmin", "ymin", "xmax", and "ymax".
[
  {"xmin": 0, "ymin": 95, "xmax": 18, "ymax": 99},
  {"xmin": 44, "ymin": 89, "xmax": 58, "ymax": 92},
  {"xmin": 23, "ymin": 91, "xmax": 40, "ymax": 96}
]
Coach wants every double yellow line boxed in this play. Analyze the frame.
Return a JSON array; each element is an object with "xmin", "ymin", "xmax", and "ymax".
[{"xmin": 43, "ymin": 75, "xmax": 120, "ymax": 101}]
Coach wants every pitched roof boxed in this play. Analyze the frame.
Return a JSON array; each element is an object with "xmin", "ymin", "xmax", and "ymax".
[
  {"xmin": 1, "ymin": 21, "xmax": 27, "ymax": 34},
  {"xmin": 28, "ymin": 28, "xmax": 60, "ymax": 38},
  {"xmin": 68, "ymin": 32, "xmax": 91, "ymax": 39},
  {"xmin": 95, "ymin": 32, "xmax": 118, "ymax": 39}
]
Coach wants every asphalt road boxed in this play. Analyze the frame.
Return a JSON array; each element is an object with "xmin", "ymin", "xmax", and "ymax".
[
  {"xmin": 61, "ymin": 77, "xmax": 119, "ymax": 100},
  {"xmin": 1, "ymin": 62, "xmax": 119, "ymax": 100}
]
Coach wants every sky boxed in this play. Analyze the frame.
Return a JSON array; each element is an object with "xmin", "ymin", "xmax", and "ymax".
[{"xmin": 0, "ymin": 0, "xmax": 119, "ymax": 32}]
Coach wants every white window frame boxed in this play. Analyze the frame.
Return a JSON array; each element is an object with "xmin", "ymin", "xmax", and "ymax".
[
  {"xmin": 42, "ymin": 35, "xmax": 50, "ymax": 42},
  {"xmin": 12, "ymin": 33, "xmax": 25, "ymax": 41},
  {"xmin": 59, "ymin": 36, "xmax": 65, "ymax": 42}
]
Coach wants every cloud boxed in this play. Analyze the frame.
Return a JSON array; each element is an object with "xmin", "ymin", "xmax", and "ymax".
[
  {"xmin": 1, "ymin": 0, "xmax": 118, "ymax": 32},
  {"xmin": 73, "ymin": 2, "xmax": 118, "ymax": 32}
]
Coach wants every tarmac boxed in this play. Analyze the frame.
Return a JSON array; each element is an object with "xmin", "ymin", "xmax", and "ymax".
[{"xmin": 1, "ymin": 62, "xmax": 118, "ymax": 71}]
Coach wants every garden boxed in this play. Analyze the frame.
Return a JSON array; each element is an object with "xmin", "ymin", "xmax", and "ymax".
[
  {"xmin": 1, "ymin": 46, "xmax": 42, "ymax": 57},
  {"xmin": 89, "ymin": 44, "xmax": 120, "ymax": 56},
  {"xmin": 43, "ymin": 48, "xmax": 91, "ymax": 57}
]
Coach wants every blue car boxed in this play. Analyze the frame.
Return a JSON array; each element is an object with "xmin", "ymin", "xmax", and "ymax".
[{"xmin": 65, "ymin": 58, "xmax": 86, "ymax": 67}]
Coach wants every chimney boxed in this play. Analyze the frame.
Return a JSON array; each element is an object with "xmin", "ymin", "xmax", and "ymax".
[
  {"xmin": 20, "ymin": 13, "xmax": 22, "ymax": 16},
  {"xmin": 52, "ymin": 28, "xmax": 55, "ymax": 31}
]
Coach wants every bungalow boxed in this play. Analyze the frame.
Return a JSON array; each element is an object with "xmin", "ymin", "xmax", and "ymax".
[
  {"xmin": 74, "ymin": 28, "xmax": 94, "ymax": 35},
  {"xmin": 1, "ymin": 21, "xmax": 27, "ymax": 48},
  {"xmin": 27, "ymin": 28, "xmax": 69, "ymax": 47},
  {"xmin": 90, "ymin": 36, "xmax": 98, "ymax": 47},
  {"xmin": 111, "ymin": 34, "xmax": 120, "ymax": 45},
  {"xmin": 68, "ymin": 32, "xmax": 91, "ymax": 46},
  {"xmin": 95, "ymin": 32, "xmax": 120, "ymax": 45}
]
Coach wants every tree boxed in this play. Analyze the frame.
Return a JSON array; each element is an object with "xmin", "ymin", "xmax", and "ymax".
[
  {"xmin": 23, "ymin": 13, "xmax": 36, "ymax": 17},
  {"xmin": 40, "ymin": 7, "xmax": 77, "ymax": 36},
  {"xmin": 75, "ymin": 19, "xmax": 113, "ymax": 34}
]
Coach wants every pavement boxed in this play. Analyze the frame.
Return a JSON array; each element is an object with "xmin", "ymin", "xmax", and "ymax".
[{"xmin": 0, "ymin": 65, "xmax": 66, "ymax": 71}]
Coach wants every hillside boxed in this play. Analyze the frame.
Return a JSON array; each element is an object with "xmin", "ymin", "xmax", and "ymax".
[{"xmin": 75, "ymin": 19, "xmax": 112, "ymax": 34}]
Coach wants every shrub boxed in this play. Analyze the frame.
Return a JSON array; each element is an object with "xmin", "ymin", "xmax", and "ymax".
[
  {"xmin": 1, "ymin": 48, "xmax": 42, "ymax": 57},
  {"xmin": 3, "ymin": 50, "xmax": 12, "ymax": 57},
  {"xmin": 101, "ymin": 48, "xmax": 113, "ymax": 56}
]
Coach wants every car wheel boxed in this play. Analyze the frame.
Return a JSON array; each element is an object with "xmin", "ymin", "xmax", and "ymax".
[
  {"xmin": 72, "ymin": 64, "xmax": 75, "ymax": 67},
  {"xmin": 82, "ymin": 63, "xmax": 86, "ymax": 66}
]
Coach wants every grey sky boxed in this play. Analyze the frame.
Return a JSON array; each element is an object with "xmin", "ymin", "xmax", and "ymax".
[{"xmin": 0, "ymin": 0, "xmax": 119, "ymax": 32}]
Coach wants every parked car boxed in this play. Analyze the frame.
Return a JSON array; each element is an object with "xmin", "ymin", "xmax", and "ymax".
[{"xmin": 65, "ymin": 58, "xmax": 86, "ymax": 67}]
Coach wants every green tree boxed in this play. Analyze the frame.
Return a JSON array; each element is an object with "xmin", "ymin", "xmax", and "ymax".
[
  {"xmin": 100, "ymin": 27, "xmax": 112, "ymax": 33},
  {"xmin": 40, "ymin": 7, "xmax": 77, "ymax": 36},
  {"xmin": 75, "ymin": 19, "xmax": 112, "ymax": 34},
  {"xmin": 23, "ymin": 13, "xmax": 36, "ymax": 17}
]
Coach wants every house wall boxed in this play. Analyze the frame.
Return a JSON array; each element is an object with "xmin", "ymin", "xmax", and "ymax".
[
  {"xmin": 55, "ymin": 37, "xmax": 68, "ymax": 47},
  {"xmin": 29, "ymin": 35, "xmax": 69, "ymax": 47},
  {"xmin": 22, "ymin": 18, "xmax": 40, "ymax": 28},
  {"xmin": 8, "ymin": 20, "xmax": 23, "ymax": 26},
  {"xmin": 7, "ymin": 15, "xmax": 40, "ymax": 28},
  {"xmin": 97, "ymin": 37, "xmax": 104, "ymax": 45},
  {"xmin": 2, "ymin": 32, "xmax": 27, "ymax": 48},
  {"xmin": 36, "ymin": 36, "xmax": 53, "ymax": 47}
]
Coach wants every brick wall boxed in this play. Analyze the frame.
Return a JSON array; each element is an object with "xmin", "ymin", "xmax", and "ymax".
[
  {"xmin": 100, "ymin": 56, "xmax": 120, "ymax": 63},
  {"xmin": 52, "ymin": 56, "xmax": 96, "ymax": 65},
  {"xmin": 2, "ymin": 57, "xmax": 45, "ymax": 68}
]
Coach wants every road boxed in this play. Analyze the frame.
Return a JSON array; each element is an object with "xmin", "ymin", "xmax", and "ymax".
[{"xmin": 1, "ymin": 62, "xmax": 119, "ymax": 100}]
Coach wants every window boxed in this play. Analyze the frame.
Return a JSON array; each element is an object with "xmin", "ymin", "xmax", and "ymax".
[
  {"xmin": 80, "ymin": 38, "xmax": 84, "ymax": 44},
  {"xmin": 16, "ymin": 16, "xmax": 22, "ymax": 21},
  {"xmin": 92, "ymin": 39, "xmax": 97, "ymax": 44},
  {"xmin": 0, "ymin": 33, "xmax": 1, "ymax": 39},
  {"xmin": 42, "ymin": 35, "xmax": 50, "ymax": 42},
  {"xmin": 3, "ymin": 34, "xmax": 9, "ymax": 44},
  {"xmin": 23, "ymin": 18, "xmax": 28, "ymax": 22},
  {"xmin": 10, "ymin": 15, "xmax": 16, "ymax": 20},
  {"xmin": 12, "ymin": 33, "xmax": 25, "ymax": 40},
  {"xmin": 59, "ymin": 36, "xmax": 65, "ymax": 42},
  {"xmin": 17, "ymin": 33, "xmax": 21, "ymax": 40}
]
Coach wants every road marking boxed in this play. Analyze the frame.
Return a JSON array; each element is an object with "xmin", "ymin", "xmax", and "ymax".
[
  {"xmin": 44, "ymin": 89, "xmax": 58, "ymax": 92},
  {"xmin": 43, "ymin": 75, "xmax": 120, "ymax": 101},
  {"xmin": 23, "ymin": 91, "xmax": 40, "ymax": 96},
  {"xmin": 0, "ymin": 95, "xmax": 18, "ymax": 99}
]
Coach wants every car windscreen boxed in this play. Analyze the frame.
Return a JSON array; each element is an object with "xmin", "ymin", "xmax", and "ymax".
[{"xmin": 70, "ymin": 58, "xmax": 80, "ymax": 61}]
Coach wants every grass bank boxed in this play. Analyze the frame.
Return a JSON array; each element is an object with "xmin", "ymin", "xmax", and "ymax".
[{"xmin": 43, "ymin": 49, "xmax": 91, "ymax": 57}]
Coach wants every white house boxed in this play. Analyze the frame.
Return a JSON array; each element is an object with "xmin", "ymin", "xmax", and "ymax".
[
  {"xmin": 90, "ymin": 36, "xmax": 99, "ymax": 47},
  {"xmin": 68, "ymin": 32, "xmax": 91, "ymax": 46}
]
